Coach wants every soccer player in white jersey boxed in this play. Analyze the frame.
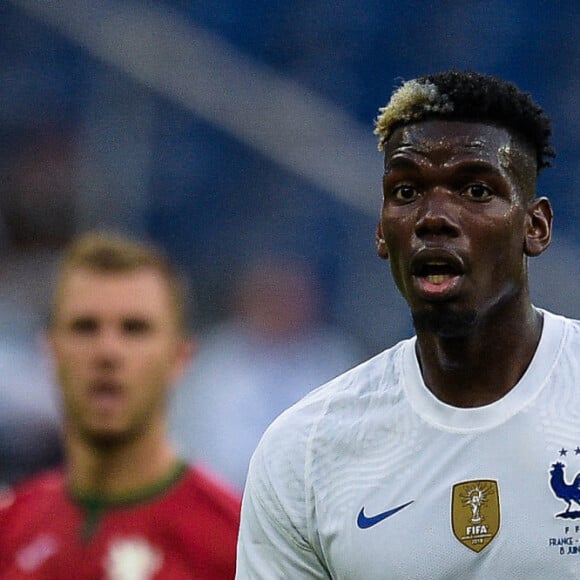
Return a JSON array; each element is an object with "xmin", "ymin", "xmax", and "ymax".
[{"xmin": 235, "ymin": 70, "xmax": 580, "ymax": 579}]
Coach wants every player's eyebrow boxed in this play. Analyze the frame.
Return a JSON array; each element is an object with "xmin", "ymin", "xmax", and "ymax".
[
  {"xmin": 384, "ymin": 155, "xmax": 421, "ymax": 172},
  {"xmin": 446, "ymin": 160, "xmax": 505, "ymax": 178}
]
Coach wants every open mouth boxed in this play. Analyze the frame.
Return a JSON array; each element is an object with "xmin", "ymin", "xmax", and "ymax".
[
  {"xmin": 415, "ymin": 261, "xmax": 461, "ymax": 285},
  {"xmin": 88, "ymin": 381, "xmax": 125, "ymax": 409},
  {"xmin": 91, "ymin": 381, "xmax": 122, "ymax": 395},
  {"xmin": 411, "ymin": 253, "xmax": 464, "ymax": 298}
]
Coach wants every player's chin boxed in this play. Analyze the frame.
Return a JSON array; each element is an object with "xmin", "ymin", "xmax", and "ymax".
[
  {"xmin": 411, "ymin": 306, "xmax": 478, "ymax": 337},
  {"xmin": 81, "ymin": 424, "xmax": 137, "ymax": 448}
]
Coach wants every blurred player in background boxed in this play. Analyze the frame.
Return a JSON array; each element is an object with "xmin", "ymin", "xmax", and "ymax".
[
  {"xmin": 235, "ymin": 71, "xmax": 580, "ymax": 578},
  {"xmin": 0, "ymin": 231, "xmax": 240, "ymax": 579}
]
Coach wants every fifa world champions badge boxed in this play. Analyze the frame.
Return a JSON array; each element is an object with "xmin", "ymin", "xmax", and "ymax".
[{"xmin": 451, "ymin": 479, "xmax": 500, "ymax": 553}]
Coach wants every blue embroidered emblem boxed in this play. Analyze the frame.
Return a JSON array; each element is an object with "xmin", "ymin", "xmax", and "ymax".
[
  {"xmin": 549, "ymin": 460, "xmax": 580, "ymax": 519},
  {"xmin": 357, "ymin": 500, "xmax": 414, "ymax": 529}
]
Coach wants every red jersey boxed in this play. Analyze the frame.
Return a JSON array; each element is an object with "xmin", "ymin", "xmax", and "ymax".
[{"xmin": 0, "ymin": 463, "xmax": 240, "ymax": 579}]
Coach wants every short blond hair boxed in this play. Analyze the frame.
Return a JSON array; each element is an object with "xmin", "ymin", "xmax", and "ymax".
[{"xmin": 51, "ymin": 231, "xmax": 189, "ymax": 331}]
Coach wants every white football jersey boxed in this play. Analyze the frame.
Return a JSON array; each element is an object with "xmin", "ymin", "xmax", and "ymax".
[{"xmin": 236, "ymin": 310, "xmax": 580, "ymax": 579}]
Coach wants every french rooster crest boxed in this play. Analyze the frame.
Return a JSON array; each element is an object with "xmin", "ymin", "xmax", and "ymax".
[{"xmin": 549, "ymin": 461, "xmax": 580, "ymax": 519}]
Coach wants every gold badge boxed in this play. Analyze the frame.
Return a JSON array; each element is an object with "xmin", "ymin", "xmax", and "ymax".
[{"xmin": 451, "ymin": 479, "xmax": 500, "ymax": 553}]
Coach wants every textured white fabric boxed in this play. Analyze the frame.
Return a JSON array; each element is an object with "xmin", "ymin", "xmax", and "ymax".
[
  {"xmin": 169, "ymin": 322, "xmax": 363, "ymax": 490},
  {"xmin": 236, "ymin": 310, "xmax": 580, "ymax": 579}
]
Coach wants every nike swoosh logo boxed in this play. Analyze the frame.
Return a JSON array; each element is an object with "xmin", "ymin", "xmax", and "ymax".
[{"xmin": 357, "ymin": 500, "xmax": 414, "ymax": 529}]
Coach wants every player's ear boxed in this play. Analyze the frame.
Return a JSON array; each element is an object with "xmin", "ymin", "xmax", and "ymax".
[
  {"xmin": 376, "ymin": 223, "xmax": 389, "ymax": 260},
  {"xmin": 169, "ymin": 336, "xmax": 197, "ymax": 387},
  {"xmin": 524, "ymin": 197, "xmax": 553, "ymax": 257}
]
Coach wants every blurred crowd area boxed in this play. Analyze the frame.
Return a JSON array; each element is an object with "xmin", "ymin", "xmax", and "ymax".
[{"xmin": 0, "ymin": 1, "xmax": 578, "ymax": 488}]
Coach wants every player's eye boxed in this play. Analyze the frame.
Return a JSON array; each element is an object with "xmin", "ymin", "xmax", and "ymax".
[
  {"xmin": 392, "ymin": 184, "xmax": 418, "ymax": 202},
  {"xmin": 123, "ymin": 318, "xmax": 152, "ymax": 335},
  {"xmin": 463, "ymin": 184, "xmax": 493, "ymax": 200},
  {"xmin": 70, "ymin": 317, "xmax": 98, "ymax": 334}
]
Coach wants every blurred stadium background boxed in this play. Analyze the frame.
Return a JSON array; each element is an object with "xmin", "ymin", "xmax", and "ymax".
[{"xmin": 0, "ymin": 0, "xmax": 578, "ymax": 358}]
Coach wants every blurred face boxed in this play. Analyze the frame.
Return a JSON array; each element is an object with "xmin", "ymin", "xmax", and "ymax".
[
  {"xmin": 377, "ymin": 120, "xmax": 551, "ymax": 336},
  {"xmin": 48, "ymin": 268, "xmax": 191, "ymax": 446}
]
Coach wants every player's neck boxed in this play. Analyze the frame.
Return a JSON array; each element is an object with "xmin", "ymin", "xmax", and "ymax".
[
  {"xmin": 66, "ymin": 425, "xmax": 179, "ymax": 499},
  {"xmin": 415, "ymin": 302, "xmax": 543, "ymax": 408}
]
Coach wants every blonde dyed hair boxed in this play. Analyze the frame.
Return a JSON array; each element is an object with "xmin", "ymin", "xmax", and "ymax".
[
  {"xmin": 374, "ymin": 79, "xmax": 453, "ymax": 151},
  {"xmin": 373, "ymin": 71, "xmax": 554, "ymax": 172}
]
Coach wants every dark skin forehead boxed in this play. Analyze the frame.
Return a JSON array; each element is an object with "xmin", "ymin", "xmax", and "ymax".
[{"xmin": 384, "ymin": 120, "xmax": 538, "ymax": 201}]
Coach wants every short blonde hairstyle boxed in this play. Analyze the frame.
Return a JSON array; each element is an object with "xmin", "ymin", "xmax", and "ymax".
[
  {"xmin": 51, "ymin": 231, "xmax": 189, "ymax": 331},
  {"xmin": 374, "ymin": 79, "xmax": 453, "ymax": 151}
]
